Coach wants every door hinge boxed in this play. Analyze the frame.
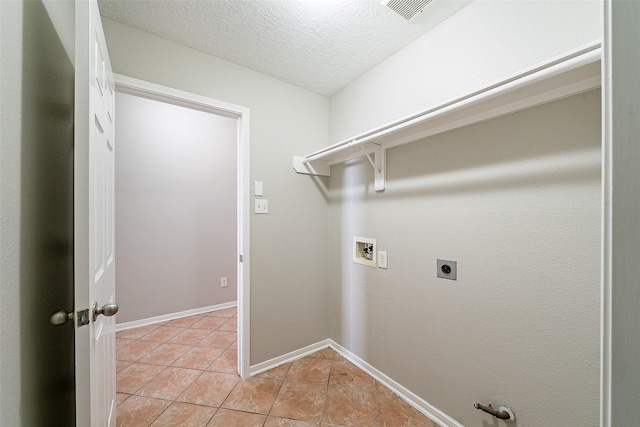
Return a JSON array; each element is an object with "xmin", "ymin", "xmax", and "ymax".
[
  {"xmin": 239, "ymin": 254, "xmax": 243, "ymax": 263},
  {"xmin": 76, "ymin": 309, "xmax": 90, "ymax": 327}
]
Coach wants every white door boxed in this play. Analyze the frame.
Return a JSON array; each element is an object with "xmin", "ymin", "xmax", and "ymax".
[{"xmin": 74, "ymin": 0, "xmax": 117, "ymax": 425}]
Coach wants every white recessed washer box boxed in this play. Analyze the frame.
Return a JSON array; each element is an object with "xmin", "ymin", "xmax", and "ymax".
[{"xmin": 353, "ymin": 236, "xmax": 376, "ymax": 268}]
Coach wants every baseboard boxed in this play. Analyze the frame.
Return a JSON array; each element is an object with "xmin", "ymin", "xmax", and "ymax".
[
  {"xmin": 249, "ymin": 338, "xmax": 461, "ymax": 427},
  {"xmin": 327, "ymin": 340, "xmax": 463, "ymax": 427},
  {"xmin": 115, "ymin": 301, "xmax": 237, "ymax": 331},
  {"xmin": 249, "ymin": 339, "xmax": 332, "ymax": 376}
]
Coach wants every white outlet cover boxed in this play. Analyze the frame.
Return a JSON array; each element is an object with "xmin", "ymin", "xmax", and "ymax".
[{"xmin": 255, "ymin": 199, "xmax": 269, "ymax": 214}]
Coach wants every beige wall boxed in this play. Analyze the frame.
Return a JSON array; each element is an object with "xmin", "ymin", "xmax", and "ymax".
[
  {"xmin": 327, "ymin": 90, "xmax": 601, "ymax": 426},
  {"xmin": 115, "ymin": 92, "xmax": 238, "ymax": 323},
  {"xmin": 102, "ymin": 19, "xmax": 330, "ymax": 364},
  {"xmin": 326, "ymin": 1, "xmax": 603, "ymax": 425}
]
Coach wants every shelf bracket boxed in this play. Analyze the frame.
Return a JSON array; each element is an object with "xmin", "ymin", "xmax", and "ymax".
[
  {"xmin": 374, "ymin": 147, "xmax": 386, "ymax": 192},
  {"xmin": 360, "ymin": 144, "xmax": 377, "ymax": 170},
  {"xmin": 360, "ymin": 144, "xmax": 385, "ymax": 192},
  {"xmin": 293, "ymin": 156, "xmax": 330, "ymax": 176}
]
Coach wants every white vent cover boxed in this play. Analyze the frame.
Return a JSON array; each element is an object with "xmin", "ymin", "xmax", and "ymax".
[{"xmin": 382, "ymin": 0, "xmax": 433, "ymax": 20}]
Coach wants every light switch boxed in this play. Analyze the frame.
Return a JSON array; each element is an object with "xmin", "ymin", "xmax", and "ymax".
[
  {"xmin": 255, "ymin": 199, "xmax": 269, "ymax": 214},
  {"xmin": 255, "ymin": 181, "xmax": 264, "ymax": 196},
  {"xmin": 378, "ymin": 251, "xmax": 388, "ymax": 269}
]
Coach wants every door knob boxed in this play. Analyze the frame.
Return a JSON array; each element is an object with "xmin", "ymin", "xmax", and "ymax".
[
  {"xmin": 92, "ymin": 301, "xmax": 119, "ymax": 321},
  {"xmin": 50, "ymin": 310, "xmax": 74, "ymax": 326}
]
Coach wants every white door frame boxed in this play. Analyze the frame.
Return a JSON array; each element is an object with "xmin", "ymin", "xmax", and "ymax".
[
  {"xmin": 601, "ymin": 1, "xmax": 640, "ymax": 425},
  {"xmin": 113, "ymin": 75, "xmax": 251, "ymax": 378}
]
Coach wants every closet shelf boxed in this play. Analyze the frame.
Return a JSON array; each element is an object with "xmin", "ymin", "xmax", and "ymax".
[{"xmin": 293, "ymin": 41, "xmax": 602, "ymax": 192}]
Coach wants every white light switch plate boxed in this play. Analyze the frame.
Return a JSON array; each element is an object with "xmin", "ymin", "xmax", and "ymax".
[
  {"xmin": 255, "ymin": 181, "xmax": 264, "ymax": 196},
  {"xmin": 255, "ymin": 199, "xmax": 269, "ymax": 214},
  {"xmin": 378, "ymin": 251, "xmax": 388, "ymax": 269}
]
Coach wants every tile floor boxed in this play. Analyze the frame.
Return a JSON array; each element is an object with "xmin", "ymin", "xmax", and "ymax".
[{"xmin": 116, "ymin": 307, "xmax": 438, "ymax": 427}]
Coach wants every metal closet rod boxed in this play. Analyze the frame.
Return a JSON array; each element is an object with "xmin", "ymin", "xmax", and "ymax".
[{"xmin": 304, "ymin": 138, "xmax": 369, "ymax": 163}]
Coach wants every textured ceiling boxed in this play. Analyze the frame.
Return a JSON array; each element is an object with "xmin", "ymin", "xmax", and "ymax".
[{"xmin": 98, "ymin": 0, "xmax": 471, "ymax": 96}]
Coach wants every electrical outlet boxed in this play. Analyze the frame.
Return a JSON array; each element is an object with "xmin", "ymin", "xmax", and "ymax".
[
  {"xmin": 437, "ymin": 259, "xmax": 457, "ymax": 280},
  {"xmin": 221, "ymin": 277, "xmax": 228, "ymax": 288},
  {"xmin": 255, "ymin": 199, "xmax": 269, "ymax": 214}
]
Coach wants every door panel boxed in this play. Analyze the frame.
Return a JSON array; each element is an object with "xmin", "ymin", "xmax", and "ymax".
[{"xmin": 75, "ymin": 0, "xmax": 117, "ymax": 425}]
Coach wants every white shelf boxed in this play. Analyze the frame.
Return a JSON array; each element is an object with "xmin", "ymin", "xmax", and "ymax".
[{"xmin": 293, "ymin": 41, "xmax": 602, "ymax": 191}]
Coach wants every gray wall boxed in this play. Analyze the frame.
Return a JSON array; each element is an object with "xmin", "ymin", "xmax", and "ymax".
[
  {"xmin": 102, "ymin": 19, "xmax": 330, "ymax": 364},
  {"xmin": 1, "ymin": 0, "xmax": 75, "ymax": 424},
  {"xmin": 115, "ymin": 92, "xmax": 238, "ymax": 323},
  {"xmin": 328, "ymin": 90, "xmax": 601, "ymax": 426}
]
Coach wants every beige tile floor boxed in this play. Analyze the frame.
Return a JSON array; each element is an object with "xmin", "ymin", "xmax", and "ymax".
[{"xmin": 116, "ymin": 307, "xmax": 438, "ymax": 427}]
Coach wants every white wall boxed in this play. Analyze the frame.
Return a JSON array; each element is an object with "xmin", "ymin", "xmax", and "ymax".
[
  {"xmin": 115, "ymin": 92, "xmax": 238, "ymax": 323},
  {"xmin": 328, "ymin": 90, "xmax": 601, "ymax": 426},
  {"xmin": 330, "ymin": 0, "xmax": 602, "ymax": 142},
  {"xmin": 102, "ymin": 18, "xmax": 330, "ymax": 364}
]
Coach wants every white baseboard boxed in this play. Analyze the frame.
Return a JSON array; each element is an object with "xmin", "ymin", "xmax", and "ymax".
[
  {"xmin": 327, "ymin": 340, "xmax": 463, "ymax": 427},
  {"xmin": 115, "ymin": 301, "xmax": 237, "ymax": 332},
  {"xmin": 249, "ymin": 339, "xmax": 332, "ymax": 376},
  {"xmin": 249, "ymin": 338, "xmax": 462, "ymax": 427}
]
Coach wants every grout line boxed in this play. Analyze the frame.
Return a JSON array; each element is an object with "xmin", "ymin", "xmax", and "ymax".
[
  {"xmin": 318, "ymin": 351, "xmax": 335, "ymax": 425},
  {"xmin": 144, "ymin": 397, "xmax": 173, "ymax": 427},
  {"xmin": 264, "ymin": 366, "xmax": 288, "ymax": 422},
  {"xmin": 374, "ymin": 383, "xmax": 380, "ymax": 427}
]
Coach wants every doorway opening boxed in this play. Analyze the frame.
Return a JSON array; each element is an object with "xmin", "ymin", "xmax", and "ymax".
[{"xmin": 113, "ymin": 75, "xmax": 251, "ymax": 378}]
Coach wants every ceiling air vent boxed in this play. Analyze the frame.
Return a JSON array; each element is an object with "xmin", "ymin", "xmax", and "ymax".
[{"xmin": 382, "ymin": 0, "xmax": 433, "ymax": 21}]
